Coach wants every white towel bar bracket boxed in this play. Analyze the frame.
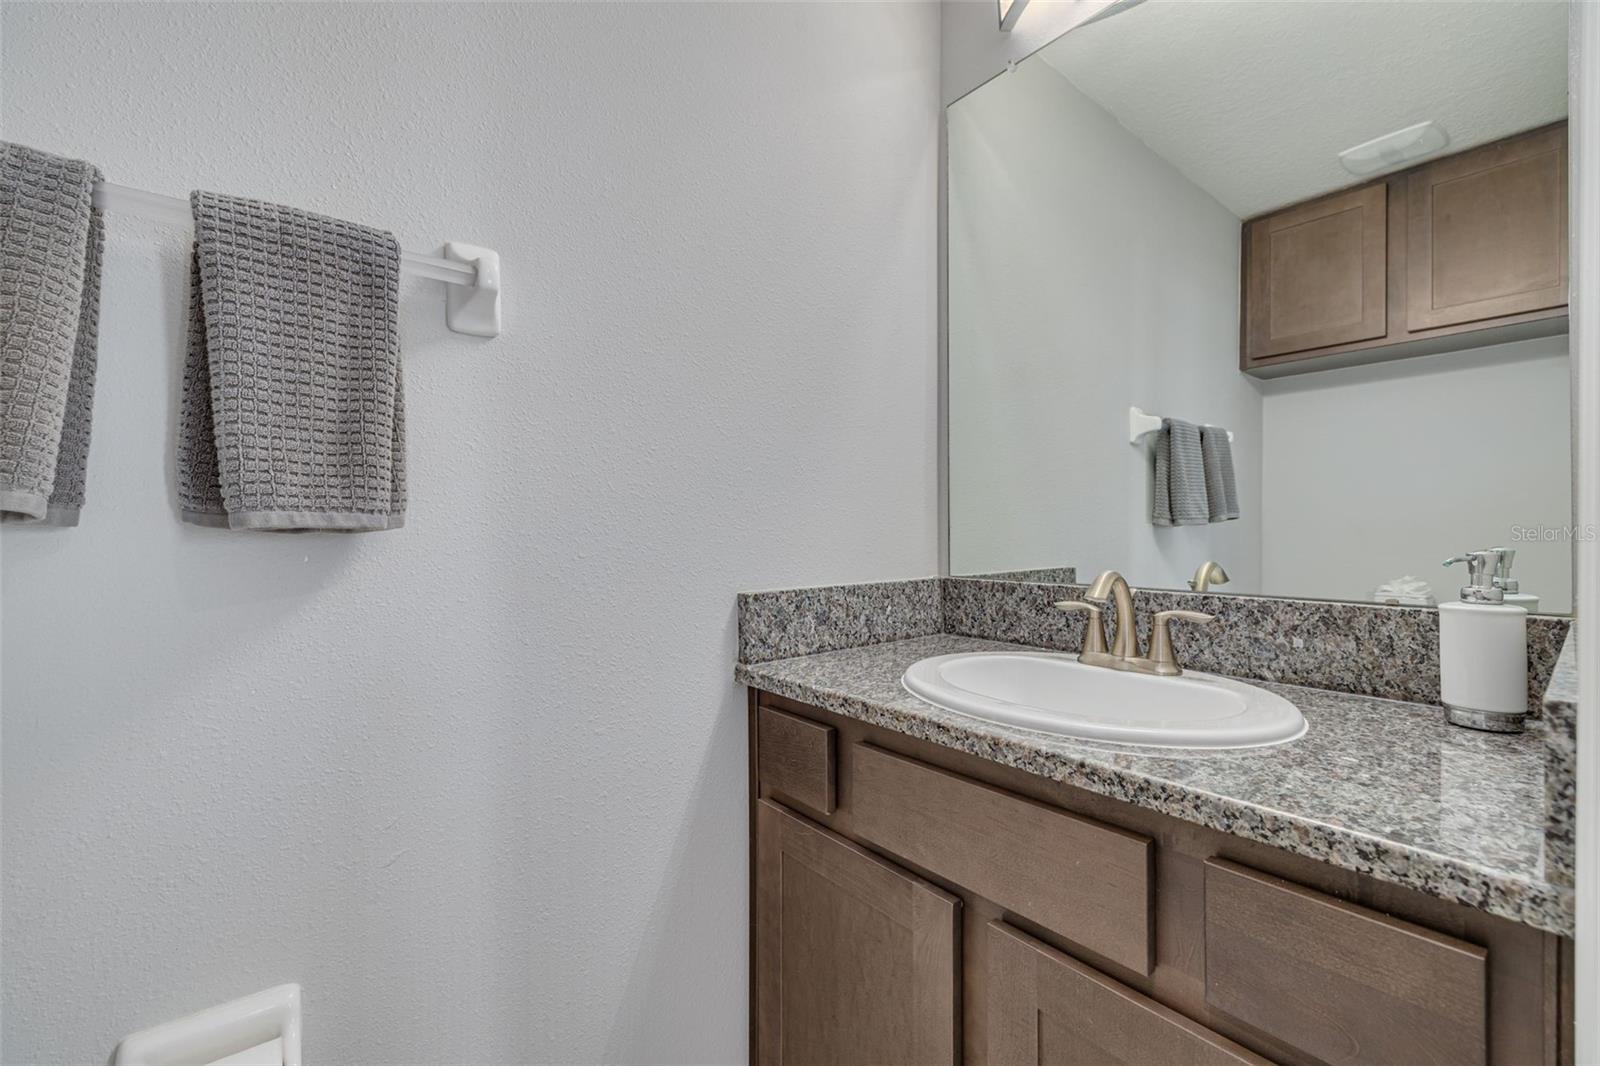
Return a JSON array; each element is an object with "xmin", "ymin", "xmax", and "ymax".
[
  {"xmin": 89, "ymin": 182, "xmax": 502, "ymax": 338},
  {"xmin": 443, "ymin": 242, "xmax": 502, "ymax": 338},
  {"xmin": 1128, "ymin": 405, "xmax": 1235, "ymax": 445}
]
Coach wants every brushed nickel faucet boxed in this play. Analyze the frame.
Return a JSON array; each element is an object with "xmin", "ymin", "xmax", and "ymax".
[
  {"xmin": 1189, "ymin": 560, "xmax": 1230, "ymax": 593},
  {"xmin": 1087, "ymin": 569, "xmax": 1140, "ymax": 658},
  {"xmin": 1055, "ymin": 569, "xmax": 1215, "ymax": 676}
]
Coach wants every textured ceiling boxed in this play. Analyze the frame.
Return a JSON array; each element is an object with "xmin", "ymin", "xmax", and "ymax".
[{"xmin": 1036, "ymin": 0, "xmax": 1568, "ymax": 218}]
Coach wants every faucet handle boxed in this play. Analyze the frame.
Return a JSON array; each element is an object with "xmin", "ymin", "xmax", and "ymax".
[
  {"xmin": 1148, "ymin": 609, "xmax": 1216, "ymax": 676},
  {"xmin": 1156, "ymin": 609, "xmax": 1215, "ymax": 624},
  {"xmin": 1053, "ymin": 600, "xmax": 1108, "ymax": 655}
]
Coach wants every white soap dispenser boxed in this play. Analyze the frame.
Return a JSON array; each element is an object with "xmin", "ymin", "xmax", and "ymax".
[
  {"xmin": 1438, "ymin": 549, "xmax": 1528, "ymax": 733},
  {"xmin": 1488, "ymin": 547, "xmax": 1539, "ymax": 614}
]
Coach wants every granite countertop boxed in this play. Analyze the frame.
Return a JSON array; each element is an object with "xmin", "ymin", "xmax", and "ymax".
[
  {"xmin": 737, "ymin": 633, "xmax": 1572, "ymax": 936},
  {"xmin": 1541, "ymin": 630, "xmax": 1579, "ymax": 887}
]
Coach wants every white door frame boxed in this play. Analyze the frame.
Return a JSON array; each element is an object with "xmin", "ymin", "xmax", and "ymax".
[{"xmin": 1572, "ymin": 1, "xmax": 1599, "ymax": 1061}]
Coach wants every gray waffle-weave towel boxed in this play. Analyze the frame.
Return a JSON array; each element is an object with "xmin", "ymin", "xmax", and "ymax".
[
  {"xmin": 1152, "ymin": 418, "xmax": 1207, "ymax": 526},
  {"xmin": 1201, "ymin": 424, "xmax": 1238, "ymax": 522},
  {"xmin": 179, "ymin": 191, "xmax": 405, "ymax": 531},
  {"xmin": 0, "ymin": 143, "xmax": 104, "ymax": 525}
]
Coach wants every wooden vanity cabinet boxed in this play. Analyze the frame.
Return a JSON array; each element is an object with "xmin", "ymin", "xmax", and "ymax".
[
  {"xmin": 1203, "ymin": 858, "xmax": 1489, "ymax": 1066},
  {"xmin": 987, "ymin": 921, "xmax": 1268, "ymax": 1066},
  {"xmin": 749, "ymin": 689, "xmax": 1573, "ymax": 1066},
  {"xmin": 850, "ymin": 743, "xmax": 1154, "ymax": 975},
  {"xmin": 1242, "ymin": 123, "xmax": 1567, "ymax": 376},
  {"xmin": 754, "ymin": 799, "xmax": 959, "ymax": 1065}
]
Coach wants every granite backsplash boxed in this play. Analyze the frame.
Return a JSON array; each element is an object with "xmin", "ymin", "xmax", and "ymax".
[
  {"xmin": 943, "ymin": 577, "xmax": 1569, "ymax": 715},
  {"xmin": 737, "ymin": 578, "xmax": 942, "ymax": 664},
  {"xmin": 737, "ymin": 576, "xmax": 1569, "ymax": 713}
]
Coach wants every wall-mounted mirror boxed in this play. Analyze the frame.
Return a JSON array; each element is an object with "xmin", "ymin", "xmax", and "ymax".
[{"xmin": 947, "ymin": 0, "xmax": 1573, "ymax": 614}]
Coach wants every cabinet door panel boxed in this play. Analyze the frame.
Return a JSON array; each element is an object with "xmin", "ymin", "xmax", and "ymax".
[
  {"xmin": 988, "ymin": 921, "xmax": 1268, "ymax": 1066},
  {"xmin": 1407, "ymin": 124, "xmax": 1567, "ymax": 330},
  {"xmin": 1204, "ymin": 858, "xmax": 1487, "ymax": 1066},
  {"xmin": 754, "ymin": 799, "xmax": 959, "ymax": 1066},
  {"xmin": 1246, "ymin": 183, "xmax": 1388, "ymax": 360}
]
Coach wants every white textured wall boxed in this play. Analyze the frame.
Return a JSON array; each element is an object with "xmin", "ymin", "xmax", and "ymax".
[
  {"xmin": 0, "ymin": 4, "xmax": 940, "ymax": 1063},
  {"xmin": 1261, "ymin": 337, "xmax": 1573, "ymax": 612},
  {"xmin": 947, "ymin": 57, "xmax": 1262, "ymax": 591}
]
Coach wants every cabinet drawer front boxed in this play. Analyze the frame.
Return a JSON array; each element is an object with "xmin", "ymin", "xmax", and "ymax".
[
  {"xmin": 757, "ymin": 704, "xmax": 836, "ymax": 814},
  {"xmin": 850, "ymin": 743, "xmax": 1153, "ymax": 974},
  {"xmin": 989, "ymin": 921, "xmax": 1267, "ymax": 1066},
  {"xmin": 755, "ymin": 800, "xmax": 959, "ymax": 1066},
  {"xmin": 1406, "ymin": 123, "xmax": 1567, "ymax": 331},
  {"xmin": 1204, "ymin": 858, "xmax": 1487, "ymax": 1066},
  {"xmin": 1245, "ymin": 182, "xmax": 1388, "ymax": 360}
]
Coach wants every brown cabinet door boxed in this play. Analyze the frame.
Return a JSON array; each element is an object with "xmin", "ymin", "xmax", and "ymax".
[
  {"xmin": 1245, "ymin": 183, "xmax": 1388, "ymax": 361},
  {"xmin": 1204, "ymin": 858, "xmax": 1488, "ymax": 1066},
  {"xmin": 987, "ymin": 921, "xmax": 1268, "ymax": 1066},
  {"xmin": 1407, "ymin": 124, "xmax": 1567, "ymax": 331},
  {"xmin": 754, "ymin": 799, "xmax": 959, "ymax": 1066}
]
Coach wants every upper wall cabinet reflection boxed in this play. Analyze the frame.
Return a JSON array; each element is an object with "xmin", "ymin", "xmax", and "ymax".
[
  {"xmin": 947, "ymin": 0, "xmax": 1573, "ymax": 612},
  {"xmin": 1245, "ymin": 184, "xmax": 1389, "ymax": 362},
  {"xmin": 1244, "ymin": 123, "xmax": 1567, "ymax": 375},
  {"xmin": 1406, "ymin": 126, "xmax": 1567, "ymax": 331}
]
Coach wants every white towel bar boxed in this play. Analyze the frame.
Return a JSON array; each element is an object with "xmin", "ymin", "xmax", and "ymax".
[
  {"xmin": 1128, "ymin": 405, "xmax": 1235, "ymax": 445},
  {"xmin": 89, "ymin": 182, "xmax": 501, "ymax": 336}
]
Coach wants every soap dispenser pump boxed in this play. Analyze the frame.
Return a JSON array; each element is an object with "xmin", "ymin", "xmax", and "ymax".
[
  {"xmin": 1487, "ymin": 547, "xmax": 1539, "ymax": 614},
  {"xmin": 1438, "ymin": 549, "xmax": 1528, "ymax": 732}
]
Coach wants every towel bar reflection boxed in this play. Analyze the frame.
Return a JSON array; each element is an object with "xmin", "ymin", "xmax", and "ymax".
[
  {"xmin": 89, "ymin": 182, "xmax": 501, "ymax": 337},
  {"xmin": 1128, "ymin": 405, "xmax": 1235, "ymax": 445}
]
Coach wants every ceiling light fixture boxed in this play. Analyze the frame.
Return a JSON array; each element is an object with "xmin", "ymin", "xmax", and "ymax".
[{"xmin": 1338, "ymin": 121, "xmax": 1450, "ymax": 176}]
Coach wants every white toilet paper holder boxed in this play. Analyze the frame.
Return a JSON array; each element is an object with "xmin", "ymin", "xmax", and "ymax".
[{"xmin": 114, "ymin": 983, "xmax": 302, "ymax": 1066}]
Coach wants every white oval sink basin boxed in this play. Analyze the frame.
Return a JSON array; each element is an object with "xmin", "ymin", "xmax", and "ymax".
[{"xmin": 903, "ymin": 652, "xmax": 1306, "ymax": 750}]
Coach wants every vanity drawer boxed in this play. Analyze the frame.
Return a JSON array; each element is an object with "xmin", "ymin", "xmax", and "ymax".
[
  {"xmin": 988, "ymin": 921, "xmax": 1268, "ymax": 1066},
  {"xmin": 850, "ymin": 743, "xmax": 1153, "ymax": 974},
  {"xmin": 1204, "ymin": 858, "xmax": 1487, "ymax": 1066},
  {"xmin": 757, "ymin": 704, "xmax": 836, "ymax": 815}
]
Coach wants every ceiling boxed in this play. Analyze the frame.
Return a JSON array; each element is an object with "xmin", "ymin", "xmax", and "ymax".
[{"xmin": 1036, "ymin": 0, "xmax": 1568, "ymax": 218}]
